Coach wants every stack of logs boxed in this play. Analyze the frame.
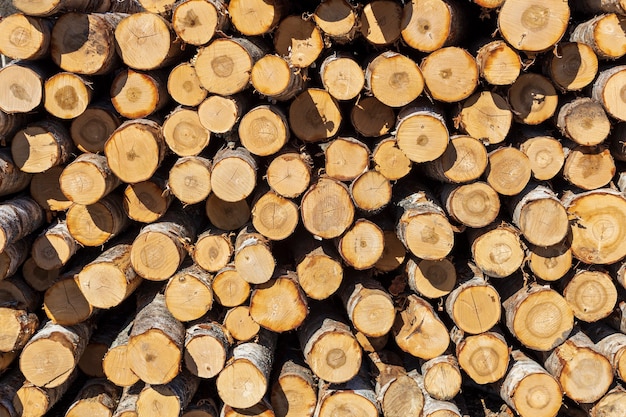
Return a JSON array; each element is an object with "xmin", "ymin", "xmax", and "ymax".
[{"xmin": 3, "ymin": 0, "xmax": 626, "ymax": 416}]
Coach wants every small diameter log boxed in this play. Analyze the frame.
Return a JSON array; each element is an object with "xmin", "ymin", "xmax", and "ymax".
[
  {"xmin": 239, "ymin": 105, "xmax": 289, "ymax": 157},
  {"xmin": 476, "ymin": 40, "xmax": 521, "ymax": 86},
  {"xmin": 0, "ymin": 351, "xmax": 17, "ymax": 376},
  {"xmin": 185, "ymin": 320, "xmax": 231, "ymax": 378},
  {"xmin": 0, "ymin": 195, "xmax": 43, "ymax": 253},
  {"xmin": 562, "ymin": 269, "xmax": 617, "ymax": 322},
  {"xmin": 350, "ymin": 170, "xmax": 392, "ymax": 214},
  {"xmin": 102, "ymin": 320, "xmax": 140, "ymax": 388},
  {"xmin": 395, "ymin": 102, "xmax": 448, "ymax": 163},
  {"xmin": 220, "ymin": 398, "xmax": 274, "ymax": 417},
  {"xmin": 593, "ymin": 65, "xmax": 626, "ymax": 121},
  {"xmin": 192, "ymin": 229, "xmax": 233, "ymax": 273},
  {"xmin": 43, "ymin": 270, "xmax": 95, "ymax": 326},
  {"xmin": 406, "ymin": 256, "xmax": 456, "ymax": 299},
  {"xmin": 544, "ymin": 329, "xmax": 613, "ymax": 403},
  {"xmin": 508, "ymin": 73, "xmax": 559, "ymax": 125},
  {"xmin": 455, "ymin": 91, "xmax": 512, "ymax": 145},
  {"xmin": 66, "ymin": 193, "xmax": 130, "ymax": 247},
  {"xmin": 136, "ymin": 370, "xmax": 200, "ymax": 416},
  {"xmin": 113, "ymin": 383, "xmax": 143, "ymax": 417},
  {"xmin": 324, "ymin": 137, "xmax": 369, "ymax": 182},
  {"xmin": 70, "ymin": 102, "xmax": 121, "ymax": 153},
  {"xmin": 11, "ymin": 119, "xmax": 73, "ymax": 174},
  {"xmin": 563, "ymin": 188, "xmax": 626, "ymax": 264},
  {"xmin": 80, "ymin": 318, "xmax": 126, "ymax": 378},
  {"xmin": 0, "ymin": 274, "xmax": 41, "ymax": 311},
  {"xmin": 401, "ymin": 0, "xmax": 461, "ymax": 52},
  {"xmin": 337, "ymin": 219, "xmax": 385, "ymax": 270},
  {"xmin": 499, "ymin": 350, "xmax": 562, "ymax": 417},
  {"xmin": 60, "ymin": 153, "xmax": 121, "ymax": 205},
  {"xmin": 0, "ymin": 111, "xmax": 27, "ymax": 144},
  {"xmin": 228, "ymin": 0, "xmax": 285, "ymax": 35},
  {"xmin": 105, "ymin": 119, "xmax": 166, "ymax": 184},
  {"xmin": 13, "ymin": 371, "xmax": 78, "ymax": 417},
  {"xmin": 210, "ymin": 147, "xmax": 257, "ymax": 203},
  {"xmin": 503, "ymin": 284, "xmax": 574, "ymax": 351},
  {"xmin": 395, "ymin": 188, "xmax": 454, "ymax": 261},
  {"xmin": 130, "ymin": 207, "xmax": 198, "ymax": 280},
  {"xmin": 251, "ymin": 55, "xmax": 305, "ymax": 101},
  {"xmin": 20, "ymin": 320, "xmax": 93, "ymax": 388},
  {"xmin": 0, "ymin": 238, "xmax": 30, "ymax": 280},
  {"xmin": 195, "ymin": 37, "xmax": 264, "ymax": 95},
  {"xmin": 423, "ymin": 135, "xmax": 488, "ymax": 184},
  {"xmin": 65, "ymin": 379, "xmax": 121, "ymax": 417},
  {"xmin": 266, "ymin": 150, "xmax": 311, "ymax": 199},
  {"xmin": 274, "ymin": 15, "xmax": 323, "ymax": 68},
  {"xmin": 562, "ymin": 144, "xmax": 615, "ymax": 190},
  {"xmin": 527, "ymin": 240, "xmax": 573, "ymax": 282},
  {"xmin": 0, "ymin": 61, "xmax": 46, "ymax": 113},
  {"xmin": 445, "ymin": 273, "xmax": 501, "ymax": 334},
  {"xmin": 556, "ymin": 98, "xmax": 610, "ymax": 146},
  {"xmin": 370, "ymin": 354, "xmax": 425, "ymax": 417},
  {"xmin": 115, "ymin": 12, "xmax": 185, "ymax": 70},
  {"xmin": 293, "ymin": 237, "xmax": 343, "ymax": 301},
  {"xmin": 351, "ymin": 98, "xmax": 395, "ymax": 139},
  {"xmin": 587, "ymin": 386, "xmax": 626, "ymax": 417},
  {"xmin": 359, "ymin": 0, "xmax": 401, "ymax": 46},
  {"xmin": 393, "ymin": 294, "xmax": 450, "ymax": 360},
  {"xmin": 233, "ymin": 226, "xmax": 275, "ymax": 285},
  {"xmin": 546, "ymin": 42, "xmax": 598, "ymax": 92},
  {"xmin": 371, "ymin": 137, "xmax": 411, "ymax": 181},
  {"xmin": 315, "ymin": 371, "xmax": 379, "ymax": 417},
  {"xmin": 484, "ymin": 147, "xmax": 531, "ymax": 196},
  {"xmin": 164, "ymin": 264, "xmax": 213, "ymax": 322},
  {"xmin": 498, "ymin": 0, "xmax": 570, "ymax": 53},
  {"xmin": 198, "ymin": 95, "xmax": 245, "ymax": 134},
  {"xmin": 571, "ymin": 0, "xmax": 626, "ymax": 14},
  {"xmin": 451, "ymin": 327, "xmax": 510, "ymax": 385},
  {"xmin": 571, "ymin": 14, "xmax": 626, "ymax": 60},
  {"xmin": 365, "ymin": 51, "xmax": 423, "ymax": 108},
  {"xmin": 319, "ymin": 53, "xmax": 364, "ymax": 101},
  {"xmin": 440, "ymin": 182, "xmax": 500, "ymax": 228},
  {"xmin": 509, "ymin": 183, "xmax": 569, "ymax": 247},
  {"xmin": 123, "ymin": 175, "xmax": 173, "ymax": 223},
  {"xmin": 172, "ymin": 0, "xmax": 228, "ymax": 46},
  {"xmin": 169, "ymin": 156, "xmax": 212, "ymax": 205},
  {"xmin": 224, "ymin": 305, "xmax": 260, "ymax": 342},
  {"xmin": 127, "ymin": 293, "xmax": 185, "ymax": 385},
  {"xmin": 0, "ymin": 14, "xmax": 51, "ymax": 61},
  {"xmin": 216, "ymin": 329, "xmax": 277, "ymax": 409},
  {"xmin": 301, "ymin": 177, "xmax": 355, "ymax": 240},
  {"xmin": 78, "ymin": 243, "xmax": 141, "ymax": 309},
  {"xmin": 339, "ymin": 274, "xmax": 394, "ymax": 337},
  {"xmin": 167, "ymin": 62, "xmax": 207, "ymax": 107},
  {"xmin": 585, "ymin": 323, "xmax": 626, "ymax": 382},
  {"xmin": 212, "ymin": 264, "xmax": 250, "ymax": 308},
  {"xmin": 0, "ymin": 370, "xmax": 25, "ymax": 417},
  {"xmin": 249, "ymin": 271, "xmax": 308, "ymax": 333},
  {"xmin": 110, "ymin": 69, "xmax": 169, "ymax": 119},
  {"xmin": 313, "ymin": 0, "xmax": 358, "ymax": 43},
  {"xmin": 298, "ymin": 303, "xmax": 362, "ymax": 384},
  {"xmin": 421, "ymin": 47, "xmax": 478, "ymax": 103},
  {"xmin": 421, "ymin": 355, "xmax": 462, "ymax": 401},
  {"xmin": 270, "ymin": 357, "xmax": 317, "ymax": 417},
  {"xmin": 288, "ymin": 88, "xmax": 342, "ymax": 142},
  {"xmin": 51, "ymin": 13, "xmax": 123, "ymax": 76},
  {"xmin": 518, "ymin": 134, "xmax": 565, "ymax": 180},
  {"xmin": 163, "ymin": 107, "xmax": 210, "ymax": 157},
  {"xmin": 0, "ymin": 307, "xmax": 38, "ymax": 352}
]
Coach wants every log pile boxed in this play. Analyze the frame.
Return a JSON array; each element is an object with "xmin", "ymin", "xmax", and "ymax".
[{"xmin": 2, "ymin": 0, "xmax": 626, "ymax": 416}]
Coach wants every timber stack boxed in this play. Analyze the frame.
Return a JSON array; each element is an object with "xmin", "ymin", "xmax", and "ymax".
[{"xmin": 2, "ymin": 0, "xmax": 626, "ymax": 416}]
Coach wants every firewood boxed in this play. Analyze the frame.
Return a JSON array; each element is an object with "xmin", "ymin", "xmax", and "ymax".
[
  {"xmin": 370, "ymin": 136, "xmax": 412, "ymax": 181},
  {"xmin": 65, "ymin": 378, "xmax": 121, "ymax": 417},
  {"xmin": 414, "ymin": 371, "xmax": 462, "ymax": 417},
  {"xmin": 43, "ymin": 268, "xmax": 96, "ymax": 325},
  {"xmin": 233, "ymin": 225, "xmax": 275, "ymax": 284},
  {"xmin": 445, "ymin": 273, "xmax": 501, "ymax": 334},
  {"xmin": 338, "ymin": 273, "xmax": 393, "ymax": 338},
  {"xmin": 455, "ymin": 92, "xmax": 512, "ymax": 145},
  {"xmin": 0, "ymin": 237, "xmax": 29, "ymax": 279},
  {"xmin": 21, "ymin": 257, "xmax": 59, "ymax": 292},
  {"xmin": 337, "ymin": 219, "xmax": 383, "ymax": 269},
  {"xmin": 13, "ymin": 370, "xmax": 77, "ymax": 417},
  {"xmin": 351, "ymin": 98, "xmax": 395, "ymax": 139},
  {"xmin": 421, "ymin": 355, "xmax": 462, "ymax": 401},
  {"xmin": 198, "ymin": 94, "xmax": 246, "ymax": 134},
  {"xmin": 251, "ymin": 55, "xmax": 306, "ymax": 102},
  {"xmin": 220, "ymin": 399, "xmax": 275, "ymax": 417},
  {"xmin": 313, "ymin": 0, "xmax": 358, "ymax": 43},
  {"xmin": 102, "ymin": 320, "xmax": 139, "ymax": 388},
  {"xmin": 475, "ymin": 40, "xmax": 521, "ymax": 86},
  {"xmin": 394, "ymin": 101, "xmax": 448, "ymax": 163},
  {"xmin": 184, "ymin": 320, "xmax": 232, "ymax": 379},
  {"xmin": 12, "ymin": 119, "xmax": 73, "ymax": 173},
  {"xmin": 562, "ymin": 269, "xmax": 617, "ymax": 322},
  {"xmin": 406, "ymin": 256, "xmax": 456, "ymax": 299},
  {"xmin": 239, "ymin": 105, "xmax": 289, "ymax": 157},
  {"xmin": 274, "ymin": 15, "xmax": 323, "ymax": 68},
  {"xmin": 400, "ymin": 0, "xmax": 462, "ymax": 52},
  {"xmin": 122, "ymin": 175, "xmax": 173, "ymax": 224},
  {"xmin": 423, "ymin": 135, "xmax": 488, "ymax": 184},
  {"xmin": 527, "ymin": 240, "xmax": 573, "ymax": 282},
  {"xmin": 19, "ymin": 320, "xmax": 93, "ymax": 388},
  {"xmin": 136, "ymin": 370, "xmax": 199, "ymax": 416},
  {"xmin": 451, "ymin": 327, "xmax": 510, "ymax": 385},
  {"xmin": 171, "ymin": 0, "xmax": 228, "ymax": 46},
  {"xmin": 556, "ymin": 98, "xmax": 610, "ymax": 146},
  {"xmin": 66, "ymin": 193, "xmax": 130, "ymax": 247},
  {"xmin": 110, "ymin": 69, "xmax": 169, "ymax": 119},
  {"xmin": 0, "ymin": 370, "xmax": 25, "ymax": 417},
  {"xmin": 0, "ymin": 111, "xmax": 27, "ymax": 143},
  {"xmin": 167, "ymin": 62, "xmax": 207, "ymax": 107},
  {"xmin": 60, "ymin": 153, "xmax": 120, "ymax": 205},
  {"xmin": 0, "ymin": 61, "xmax": 46, "ymax": 113},
  {"xmin": 168, "ymin": 156, "xmax": 212, "ymax": 205},
  {"xmin": 592, "ymin": 65, "xmax": 626, "ymax": 121},
  {"xmin": 509, "ymin": 73, "xmax": 559, "ymax": 125},
  {"xmin": 210, "ymin": 146, "xmax": 257, "ymax": 203},
  {"xmin": 79, "ymin": 318, "xmax": 128, "ymax": 378},
  {"xmin": 319, "ymin": 53, "xmax": 364, "ymax": 101},
  {"xmin": 70, "ymin": 102, "xmax": 121, "ymax": 154},
  {"xmin": 562, "ymin": 144, "xmax": 616, "ymax": 190},
  {"xmin": 545, "ymin": 42, "xmax": 598, "ymax": 92},
  {"xmin": 300, "ymin": 177, "xmax": 355, "ymax": 240},
  {"xmin": 518, "ymin": 134, "xmax": 565, "ymax": 180},
  {"xmin": 288, "ymin": 88, "xmax": 342, "ymax": 142},
  {"xmin": 421, "ymin": 47, "xmax": 478, "ymax": 103},
  {"xmin": 323, "ymin": 137, "xmax": 369, "ymax": 182},
  {"xmin": 0, "ymin": 306, "xmax": 38, "ymax": 352},
  {"xmin": 499, "ymin": 350, "xmax": 562, "ymax": 417},
  {"xmin": 0, "ymin": 13, "xmax": 51, "ymax": 61},
  {"xmin": 265, "ymin": 150, "xmax": 311, "ymax": 198},
  {"xmin": 587, "ymin": 385, "xmax": 626, "ymax": 417},
  {"xmin": 223, "ymin": 305, "xmax": 259, "ymax": 341},
  {"xmin": 349, "ymin": 170, "xmax": 392, "ymax": 214},
  {"xmin": 585, "ymin": 322, "xmax": 626, "ymax": 382},
  {"xmin": 31, "ymin": 219, "xmax": 76, "ymax": 270},
  {"xmin": 113, "ymin": 383, "xmax": 143, "ymax": 417},
  {"xmin": 485, "ymin": 147, "xmax": 532, "ymax": 196},
  {"xmin": 293, "ymin": 235, "xmax": 343, "ymax": 300},
  {"xmin": 315, "ymin": 370, "xmax": 379, "ymax": 417},
  {"xmin": 212, "ymin": 264, "xmax": 250, "ymax": 308},
  {"xmin": 182, "ymin": 397, "xmax": 218, "ymax": 417},
  {"xmin": 365, "ymin": 51, "xmax": 423, "ymax": 108},
  {"xmin": 440, "ymin": 182, "xmax": 501, "ymax": 228},
  {"xmin": 0, "ymin": 274, "xmax": 41, "ymax": 311},
  {"xmin": 13, "ymin": 0, "xmax": 142, "ymax": 16},
  {"xmin": 0, "ymin": 195, "xmax": 43, "ymax": 253},
  {"xmin": 270, "ymin": 356, "xmax": 317, "ymax": 417},
  {"xmin": 228, "ymin": 0, "xmax": 286, "ymax": 36},
  {"xmin": 249, "ymin": 272, "xmax": 308, "ymax": 333},
  {"xmin": 162, "ymin": 107, "xmax": 210, "ymax": 157},
  {"xmin": 359, "ymin": 0, "xmax": 401, "ymax": 46},
  {"xmin": 164, "ymin": 264, "xmax": 213, "ymax": 322},
  {"xmin": 571, "ymin": 14, "xmax": 626, "ymax": 60}
]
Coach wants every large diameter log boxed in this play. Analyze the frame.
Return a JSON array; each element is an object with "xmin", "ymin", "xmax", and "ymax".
[
  {"xmin": 421, "ymin": 355, "xmax": 462, "ymax": 401},
  {"xmin": 65, "ymin": 379, "xmax": 121, "ymax": 417},
  {"xmin": 592, "ymin": 65, "xmax": 626, "ymax": 121},
  {"xmin": 352, "ymin": 98, "xmax": 395, "ymax": 139},
  {"xmin": 51, "ymin": 12, "xmax": 124, "ymax": 75},
  {"xmin": 270, "ymin": 357, "xmax": 316, "ymax": 417},
  {"xmin": 172, "ymin": 0, "xmax": 228, "ymax": 46},
  {"xmin": 476, "ymin": 40, "xmax": 521, "ymax": 86},
  {"xmin": 301, "ymin": 177, "xmax": 354, "ymax": 240},
  {"xmin": 168, "ymin": 156, "xmax": 212, "ymax": 205},
  {"xmin": 546, "ymin": 42, "xmax": 598, "ymax": 92},
  {"xmin": 485, "ymin": 147, "xmax": 531, "ymax": 196},
  {"xmin": 210, "ymin": 147, "xmax": 257, "ymax": 203},
  {"xmin": 115, "ymin": 12, "xmax": 185, "ymax": 71},
  {"xmin": 544, "ymin": 329, "xmax": 613, "ymax": 403},
  {"xmin": 167, "ymin": 62, "xmax": 207, "ymax": 107},
  {"xmin": 365, "ymin": 51, "xmax": 423, "ymax": 108},
  {"xmin": 70, "ymin": 102, "xmax": 121, "ymax": 154},
  {"xmin": 12, "ymin": 119, "xmax": 73, "ymax": 173},
  {"xmin": 123, "ymin": 175, "xmax": 173, "ymax": 223},
  {"xmin": 571, "ymin": 14, "xmax": 626, "ymax": 60},
  {"xmin": 562, "ymin": 269, "xmax": 617, "ymax": 322},
  {"xmin": 406, "ymin": 256, "xmax": 456, "ymax": 299},
  {"xmin": 105, "ymin": 119, "xmax": 166, "ymax": 184},
  {"xmin": 184, "ymin": 320, "xmax": 231, "ymax": 378},
  {"xmin": 0, "ymin": 14, "xmax": 51, "ymax": 61},
  {"xmin": 249, "ymin": 271, "xmax": 307, "ymax": 333},
  {"xmin": 163, "ymin": 107, "xmax": 210, "ymax": 157},
  {"xmin": 499, "ymin": 350, "xmax": 562, "ymax": 417},
  {"xmin": 393, "ymin": 294, "xmax": 449, "ymax": 360},
  {"xmin": 440, "ymin": 182, "xmax": 500, "ymax": 228},
  {"xmin": 0, "ymin": 61, "xmax": 46, "ymax": 113},
  {"xmin": 337, "ymin": 219, "xmax": 385, "ymax": 270},
  {"xmin": 563, "ymin": 188, "xmax": 626, "ymax": 264},
  {"xmin": 216, "ymin": 329, "xmax": 277, "ymax": 409},
  {"xmin": 127, "ymin": 293, "xmax": 185, "ymax": 385},
  {"xmin": 451, "ymin": 327, "xmax": 510, "ymax": 385},
  {"xmin": 319, "ymin": 53, "xmax": 364, "ymax": 101},
  {"xmin": 136, "ymin": 370, "xmax": 199, "ymax": 417},
  {"xmin": 445, "ymin": 273, "xmax": 500, "ymax": 334},
  {"xmin": 359, "ymin": 0, "xmax": 401, "ymax": 46},
  {"xmin": 66, "ymin": 193, "xmax": 130, "ymax": 247},
  {"xmin": 289, "ymin": 88, "xmax": 342, "ymax": 142},
  {"xmin": 313, "ymin": 0, "xmax": 358, "ymax": 43},
  {"xmin": 164, "ymin": 264, "xmax": 213, "ymax": 322},
  {"xmin": 274, "ymin": 15, "xmax": 324, "ymax": 68},
  {"xmin": 421, "ymin": 47, "xmax": 478, "ymax": 103},
  {"xmin": 401, "ymin": 0, "xmax": 461, "ymax": 52},
  {"xmin": 339, "ymin": 274, "xmax": 394, "ymax": 338},
  {"xmin": 455, "ymin": 92, "xmax": 512, "ymax": 145},
  {"xmin": 315, "ymin": 371, "xmax": 379, "ymax": 417},
  {"xmin": 518, "ymin": 134, "xmax": 565, "ymax": 181},
  {"xmin": 60, "ymin": 153, "xmax": 121, "ymax": 205},
  {"xmin": 423, "ymin": 135, "xmax": 488, "ymax": 184},
  {"xmin": 395, "ymin": 102, "xmax": 448, "ymax": 163},
  {"xmin": 102, "ymin": 320, "xmax": 139, "ymax": 388},
  {"xmin": 233, "ymin": 226, "xmax": 275, "ymax": 284},
  {"xmin": 110, "ymin": 69, "xmax": 169, "ymax": 119},
  {"xmin": 0, "ymin": 307, "xmax": 38, "ymax": 352},
  {"xmin": 0, "ymin": 195, "xmax": 43, "ymax": 253},
  {"xmin": 498, "ymin": 0, "xmax": 570, "ymax": 53},
  {"xmin": 13, "ymin": 370, "xmax": 77, "ymax": 417},
  {"xmin": 19, "ymin": 320, "xmax": 93, "ymax": 388}
]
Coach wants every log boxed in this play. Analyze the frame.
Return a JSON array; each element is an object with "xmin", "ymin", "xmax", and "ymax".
[
  {"xmin": 592, "ymin": 65, "xmax": 626, "ymax": 121},
  {"xmin": 171, "ymin": 0, "xmax": 228, "ymax": 46},
  {"xmin": 127, "ymin": 292, "xmax": 185, "ymax": 385},
  {"xmin": 79, "ymin": 318, "xmax": 126, "ymax": 378},
  {"xmin": 233, "ymin": 225, "xmax": 275, "ymax": 284},
  {"xmin": 405, "ymin": 256, "xmax": 456, "ymax": 299},
  {"xmin": 210, "ymin": 146, "xmax": 257, "ymax": 203},
  {"xmin": 484, "ymin": 147, "xmax": 532, "ymax": 196},
  {"xmin": 227, "ymin": 0, "xmax": 285, "ymax": 36},
  {"xmin": 43, "ymin": 269, "xmax": 96, "ymax": 325},
  {"xmin": 249, "ymin": 271, "xmax": 308, "ymax": 332},
  {"xmin": 451, "ymin": 327, "xmax": 510, "ymax": 385},
  {"xmin": 19, "ymin": 320, "xmax": 93, "ymax": 388},
  {"xmin": 562, "ymin": 269, "xmax": 617, "ymax": 322},
  {"xmin": 445, "ymin": 273, "xmax": 501, "ymax": 334},
  {"xmin": 0, "ymin": 370, "xmax": 25, "ymax": 417},
  {"xmin": 300, "ymin": 177, "xmax": 355, "ymax": 240},
  {"xmin": 359, "ymin": 0, "xmax": 401, "ymax": 46},
  {"xmin": 164, "ymin": 264, "xmax": 213, "ymax": 322},
  {"xmin": 0, "ymin": 306, "xmax": 38, "ymax": 352},
  {"xmin": 65, "ymin": 379, "xmax": 121, "ymax": 417},
  {"xmin": 423, "ymin": 135, "xmax": 488, "ymax": 184},
  {"xmin": 0, "ymin": 195, "xmax": 43, "ymax": 253},
  {"xmin": 112, "ymin": 383, "xmax": 143, "ymax": 417},
  {"xmin": 122, "ymin": 175, "xmax": 173, "ymax": 223},
  {"xmin": 610, "ymin": 122, "xmax": 626, "ymax": 162},
  {"xmin": 349, "ymin": 170, "xmax": 392, "ymax": 214},
  {"xmin": 60, "ymin": 153, "xmax": 121, "ymax": 205},
  {"xmin": 546, "ymin": 42, "xmax": 598, "ymax": 92},
  {"xmin": 518, "ymin": 134, "xmax": 565, "ymax": 180},
  {"xmin": 220, "ymin": 398, "xmax": 275, "ymax": 417},
  {"xmin": 475, "ymin": 40, "xmax": 521, "ymax": 86},
  {"xmin": 102, "ymin": 320, "xmax": 139, "ymax": 388},
  {"xmin": 440, "ymin": 182, "xmax": 501, "ymax": 228},
  {"xmin": 0, "ymin": 274, "xmax": 41, "ymax": 311},
  {"xmin": 571, "ymin": 0, "xmax": 626, "ymax": 14},
  {"xmin": 288, "ymin": 88, "xmax": 342, "ymax": 142},
  {"xmin": 394, "ymin": 102, "xmax": 448, "ymax": 163},
  {"xmin": 223, "ymin": 305, "xmax": 260, "ymax": 342},
  {"xmin": 13, "ymin": 370, "xmax": 77, "ymax": 417},
  {"xmin": 323, "ymin": 136, "xmax": 370, "ymax": 182},
  {"xmin": 0, "ymin": 13, "xmax": 51, "ymax": 61},
  {"xmin": 0, "ymin": 238, "xmax": 30, "ymax": 280},
  {"xmin": 412, "ymin": 372, "xmax": 462, "ymax": 417},
  {"xmin": 0, "ymin": 351, "xmax": 17, "ymax": 377},
  {"xmin": 192, "ymin": 229, "xmax": 233, "ymax": 273},
  {"xmin": 239, "ymin": 105, "xmax": 289, "ymax": 157},
  {"xmin": 167, "ymin": 62, "xmax": 207, "ymax": 107},
  {"xmin": 351, "ymin": 98, "xmax": 395, "ymax": 139},
  {"xmin": 182, "ymin": 398, "xmax": 218, "ymax": 417},
  {"xmin": 587, "ymin": 385, "xmax": 626, "ymax": 417},
  {"xmin": 562, "ymin": 144, "xmax": 615, "ymax": 190},
  {"xmin": 315, "ymin": 370, "xmax": 379, "ymax": 417},
  {"xmin": 136, "ymin": 370, "xmax": 199, "ymax": 417},
  {"xmin": 184, "ymin": 320, "xmax": 232, "ymax": 378},
  {"xmin": 400, "ymin": 0, "xmax": 462, "ymax": 52},
  {"xmin": 270, "ymin": 356, "xmax": 317, "ymax": 417},
  {"xmin": 527, "ymin": 240, "xmax": 573, "ymax": 282},
  {"xmin": 313, "ymin": 0, "xmax": 358, "ymax": 43},
  {"xmin": 585, "ymin": 322, "xmax": 626, "ymax": 382},
  {"xmin": 292, "ymin": 235, "xmax": 343, "ymax": 300},
  {"xmin": 198, "ymin": 94, "xmax": 245, "ymax": 134},
  {"xmin": 0, "ymin": 60, "xmax": 47, "ymax": 113},
  {"xmin": 162, "ymin": 107, "xmax": 210, "ymax": 157},
  {"xmin": 570, "ymin": 14, "xmax": 626, "ymax": 60},
  {"xmin": 12, "ymin": 0, "xmax": 142, "ymax": 16},
  {"xmin": 339, "ymin": 273, "xmax": 394, "ymax": 338},
  {"xmin": 455, "ymin": 91, "xmax": 512, "ymax": 145},
  {"xmin": 420, "ymin": 47, "xmax": 478, "ymax": 103},
  {"xmin": 70, "ymin": 102, "xmax": 121, "ymax": 154},
  {"xmin": 66, "ymin": 193, "xmax": 130, "ymax": 247},
  {"xmin": 364, "ymin": 51, "xmax": 423, "ymax": 108},
  {"xmin": 0, "ymin": 111, "xmax": 27, "ymax": 144},
  {"xmin": 421, "ymin": 355, "xmax": 462, "ymax": 401},
  {"xmin": 11, "ymin": 119, "xmax": 73, "ymax": 173},
  {"xmin": 216, "ymin": 329, "xmax": 277, "ymax": 409},
  {"xmin": 319, "ymin": 53, "xmax": 364, "ymax": 101},
  {"xmin": 256, "ymin": 180, "xmax": 303, "ymax": 232},
  {"xmin": 110, "ymin": 69, "xmax": 169, "ymax": 119},
  {"xmin": 21, "ymin": 257, "xmax": 59, "ymax": 291},
  {"xmin": 274, "ymin": 15, "xmax": 323, "ymax": 68},
  {"xmin": 251, "ymin": 55, "xmax": 305, "ymax": 101},
  {"xmin": 556, "ymin": 97, "xmax": 610, "ymax": 146},
  {"xmin": 337, "ymin": 219, "xmax": 385, "ymax": 270},
  {"xmin": 211, "ymin": 264, "xmax": 250, "ymax": 308},
  {"xmin": 168, "ymin": 156, "xmax": 212, "ymax": 205}
]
